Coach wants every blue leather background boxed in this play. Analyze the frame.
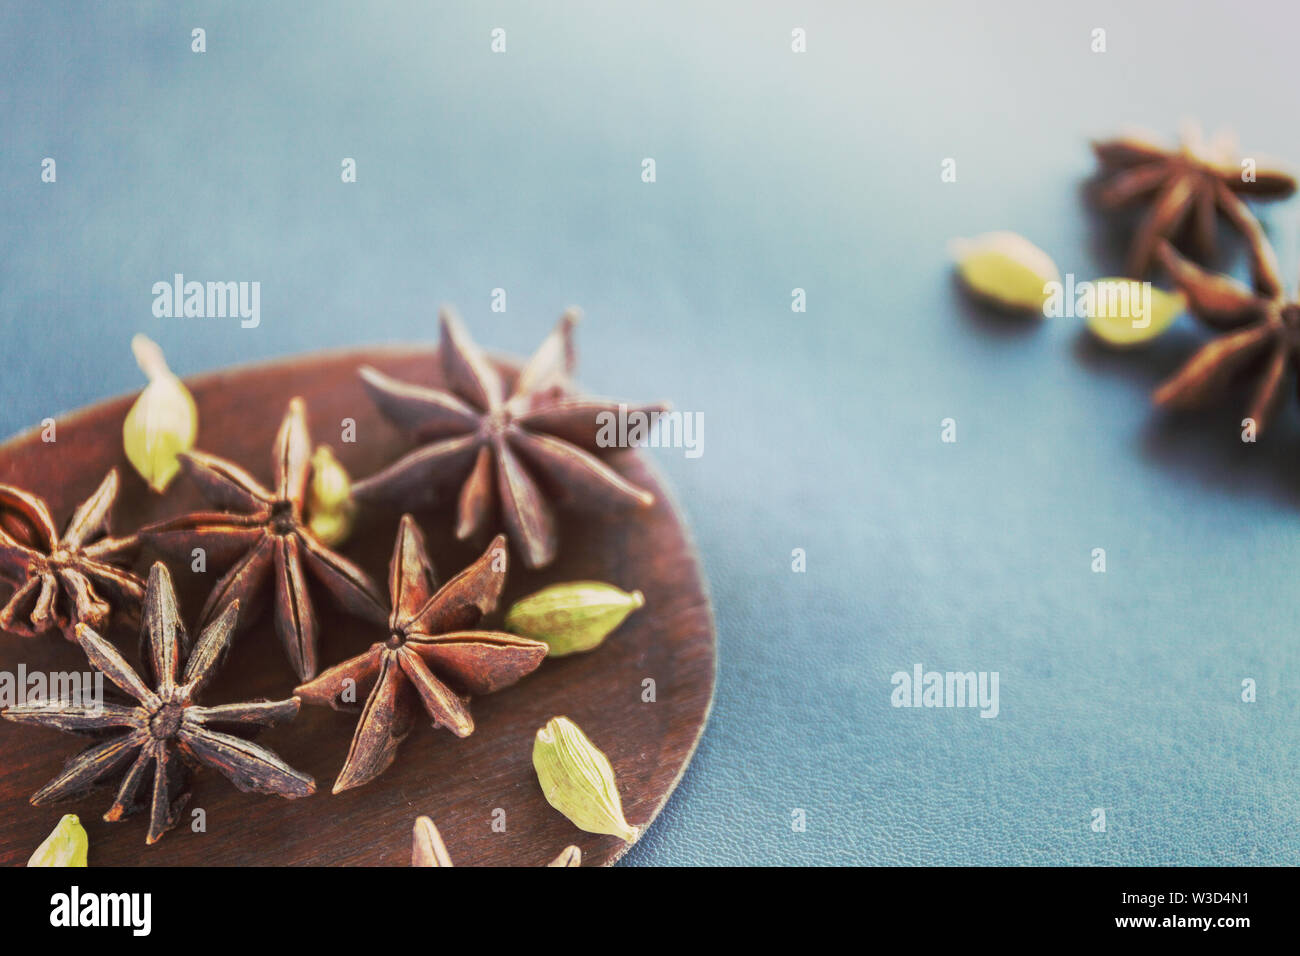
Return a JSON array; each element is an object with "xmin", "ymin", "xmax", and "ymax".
[{"xmin": 3, "ymin": 1, "xmax": 1299, "ymax": 865}]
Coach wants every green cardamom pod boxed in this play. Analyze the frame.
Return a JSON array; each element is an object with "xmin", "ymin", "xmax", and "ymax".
[
  {"xmin": 1084, "ymin": 278, "xmax": 1186, "ymax": 347},
  {"xmin": 548, "ymin": 845, "xmax": 582, "ymax": 867},
  {"xmin": 533, "ymin": 716, "xmax": 639, "ymax": 844},
  {"xmin": 951, "ymin": 231, "xmax": 1060, "ymax": 313},
  {"xmin": 505, "ymin": 582, "xmax": 644, "ymax": 657},
  {"xmin": 123, "ymin": 334, "xmax": 198, "ymax": 493},
  {"xmin": 27, "ymin": 814, "xmax": 88, "ymax": 867},
  {"xmin": 307, "ymin": 445, "xmax": 356, "ymax": 546}
]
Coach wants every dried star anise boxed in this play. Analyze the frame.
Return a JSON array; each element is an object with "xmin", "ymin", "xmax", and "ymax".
[
  {"xmin": 353, "ymin": 308, "xmax": 667, "ymax": 569},
  {"xmin": 140, "ymin": 397, "xmax": 386, "ymax": 680},
  {"xmin": 1092, "ymin": 123, "xmax": 1295, "ymax": 278},
  {"xmin": 1153, "ymin": 236, "xmax": 1300, "ymax": 433},
  {"xmin": 0, "ymin": 469, "xmax": 143, "ymax": 639},
  {"xmin": 411, "ymin": 815, "xmax": 453, "ymax": 866},
  {"xmin": 1, "ymin": 562, "xmax": 314, "ymax": 844},
  {"xmin": 295, "ymin": 515, "xmax": 547, "ymax": 793},
  {"xmin": 410, "ymin": 814, "xmax": 581, "ymax": 866}
]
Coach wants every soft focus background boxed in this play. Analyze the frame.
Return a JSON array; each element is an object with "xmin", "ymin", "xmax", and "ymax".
[{"xmin": 3, "ymin": 1, "xmax": 1299, "ymax": 865}]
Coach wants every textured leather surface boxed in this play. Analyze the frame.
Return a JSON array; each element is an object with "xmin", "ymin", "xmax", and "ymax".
[{"xmin": 3, "ymin": 2, "xmax": 1298, "ymax": 865}]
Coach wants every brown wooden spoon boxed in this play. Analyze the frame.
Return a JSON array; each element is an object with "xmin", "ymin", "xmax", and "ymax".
[{"xmin": 0, "ymin": 346, "xmax": 715, "ymax": 866}]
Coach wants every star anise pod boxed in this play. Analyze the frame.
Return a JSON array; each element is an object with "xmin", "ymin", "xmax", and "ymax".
[
  {"xmin": 1153, "ymin": 235, "xmax": 1300, "ymax": 433},
  {"xmin": 0, "ymin": 469, "xmax": 143, "ymax": 639},
  {"xmin": 1092, "ymin": 122, "xmax": 1295, "ymax": 278},
  {"xmin": 1, "ymin": 562, "xmax": 314, "ymax": 844},
  {"xmin": 410, "ymin": 814, "xmax": 580, "ymax": 866},
  {"xmin": 140, "ymin": 397, "xmax": 386, "ymax": 680},
  {"xmin": 296, "ymin": 515, "xmax": 547, "ymax": 793},
  {"xmin": 411, "ymin": 815, "xmax": 453, "ymax": 866},
  {"xmin": 353, "ymin": 308, "xmax": 667, "ymax": 569}
]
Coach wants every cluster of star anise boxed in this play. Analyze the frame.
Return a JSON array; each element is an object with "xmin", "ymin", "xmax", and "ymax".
[
  {"xmin": 1091, "ymin": 123, "xmax": 1300, "ymax": 433},
  {"xmin": 1, "ymin": 309, "xmax": 658, "ymax": 843}
]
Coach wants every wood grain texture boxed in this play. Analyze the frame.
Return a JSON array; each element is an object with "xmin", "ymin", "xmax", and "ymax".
[{"xmin": 0, "ymin": 347, "xmax": 715, "ymax": 866}]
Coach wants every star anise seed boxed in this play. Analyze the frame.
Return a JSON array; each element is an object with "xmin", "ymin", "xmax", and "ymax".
[
  {"xmin": 353, "ymin": 308, "xmax": 667, "ymax": 569},
  {"xmin": 1092, "ymin": 122, "xmax": 1295, "ymax": 278},
  {"xmin": 296, "ymin": 515, "xmax": 547, "ymax": 793},
  {"xmin": 0, "ymin": 469, "xmax": 144, "ymax": 640},
  {"xmin": 1, "ymin": 562, "xmax": 314, "ymax": 844},
  {"xmin": 140, "ymin": 398, "xmax": 387, "ymax": 680},
  {"xmin": 1153, "ymin": 235, "xmax": 1300, "ymax": 434}
]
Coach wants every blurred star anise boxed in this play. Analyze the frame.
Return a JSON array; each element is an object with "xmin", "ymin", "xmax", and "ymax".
[
  {"xmin": 0, "ymin": 469, "xmax": 143, "ymax": 639},
  {"xmin": 1154, "ymin": 236, "xmax": 1300, "ymax": 434},
  {"xmin": 354, "ymin": 308, "xmax": 666, "ymax": 569},
  {"xmin": 1092, "ymin": 123, "xmax": 1295, "ymax": 278},
  {"xmin": 296, "ymin": 515, "xmax": 547, "ymax": 793},
  {"xmin": 141, "ymin": 397, "xmax": 386, "ymax": 680},
  {"xmin": 1, "ymin": 563, "xmax": 314, "ymax": 844}
]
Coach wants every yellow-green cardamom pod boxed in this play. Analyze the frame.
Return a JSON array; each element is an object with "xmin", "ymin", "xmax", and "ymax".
[
  {"xmin": 548, "ymin": 845, "xmax": 582, "ymax": 867},
  {"xmin": 533, "ymin": 716, "xmax": 639, "ymax": 844},
  {"xmin": 28, "ymin": 814, "xmax": 88, "ymax": 867},
  {"xmin": 123, "ymin": 334, "xmax": 198, "ymax": 493},
  {"xmin": 505, "ymin": 582, "xmax": 644, "ymax": 657},
  {"xmin": 1083, "ymin": 278, "xmax": 1186, "ymax": 347},
  {"xmin": 951, "ymin": 231, "xmax": 1060, "ymax": 313},
  {"xmin": 307, "ymin": 445, "xmax": 356, "ymax": 546}
]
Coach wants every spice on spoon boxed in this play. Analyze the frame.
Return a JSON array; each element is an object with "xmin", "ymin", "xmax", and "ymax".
[
  {"xmin": 0, "ymin": 469, "xmax": 143, "ymax": 639},
  {"xmin": 295, "ymin": 516, "xmax": 547, "ymax": 793},
  {"xmin": 123, "ymin": 334, "xmax": 198, "ymax": 493},
  {"xmin": 306, "ymin": 444, "xmax": 356, "ymax": 547},
  {"xmin": 411, "ymin": 816, "xmax": 453, "ymax": 867},
  {"xmin": 547, "ymin": 845, "xmax": 582, "ymax": 867},
  {"xmin": 27, "ymin": 814, "xmax": 89, "ymax": 867},
  {"xmin": 411, "ymin": 814, "xmax": 582, "ymax": 867},
  {"xmin": 505, "ymin": 581, "xmax": 644, "ymax": 657},
  {"xmin": 533, "ymin": 716, "xmax": 639, "ymax": 844},
  {"xmin": 139, "ymin": 398, "xmax": 387, "ymax": 680},
  {"xmin": 353, "ymin": 307, "xmax": 668, "ymax": 569},
  {"xmin": 2, "ymin": 563, "xmax": 314, "ymax": 844}
]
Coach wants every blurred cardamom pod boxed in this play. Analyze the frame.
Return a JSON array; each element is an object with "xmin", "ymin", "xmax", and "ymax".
[
  {"xmin": 307, "ymin": 445, "xmax": 356, "ymax": 546},
  {"xmin": 505, "ymin": 581, "xmax": 644, "ymax": 657},
  {"xmin": 533, "ymin": 716, "xmax": 639, "ymax": 844},
  {"xmin": 123, "ymin": 334, "xmax": 197, "ymax": 493},
  {"xmin": 548, "ymin": 845, "xmax": 582, "ymax": 867},
  {"xmin": 951, "ymin": 231, "xmax": 1060, "ymax": 313},
  {"xmin": 27, "ymin": 814, "xmax": 88, "ymax": 867},
  {"xmin": 411, "ymin": 815, "xmax": 453, "ymax": 867},
  {"xmin": 1084, "ymin": 278, "xmax": 1185, "ymax": 347}
]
